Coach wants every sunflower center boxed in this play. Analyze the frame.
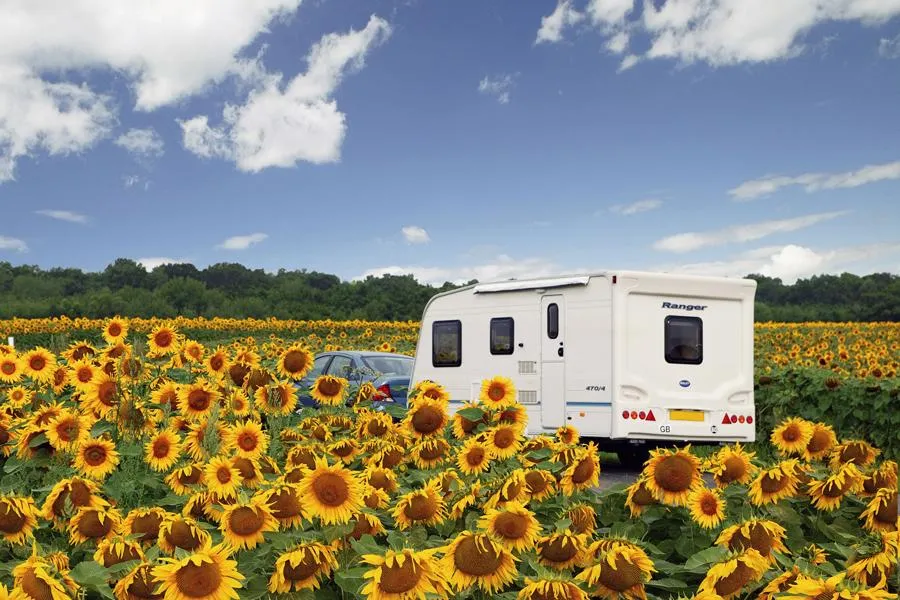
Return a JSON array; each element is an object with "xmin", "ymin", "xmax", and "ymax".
[
  {"xmin": 525, "ymin": 472, "xmax": 549, "ymax": 495},
  {"xmin": 378, "ymin": 558, "xmax": 423, "ymax": 594},
  {"xmin": 154, "ymin": 331, "xmax": 174, "ymax": 348},
  {"xmin": 875, "ymin": 493, "xmax": 898, "ymax": 523},
  {"xmin": 174, "ymin": 560, "xmax": 224, "ymax": 598},
  {"xmin": 188, "ymin": 390, "xmax": 211, "ymax": 412},
  {"xmin": 713, "ymin": 560, "xmax": 755, "ymax": 597},
  {"xmin": 165, "ymin": 520, "xmax": 204, "ymax": 551},
  {"xmin": 20, "ymin": 569, "xmax": 54, "ymax": 600},
  {"xmin": 404, "ymin": 494, "xmax": 438, "ymax": 521},
  {"xmin": 493, "ymin": 428, "xmax": 516, "ymax": 449},
  {"xmin": 501, "ymin": 480, "xmax": 524, "ymax": 502},
  {"xmin": 351, "ymin": 517, "xmax": 377, "ymax": 539},
  {"xmin": 494, "ymin": 512, "xmax": 528, "ymax": 539},
  {"xmin": 367, "ymin": 418, "xmax": 389, "ymax": 436},
  {"xmin": 760, "ymin": 473, "xmax": 790, "ymax": 494},
  {"xmin": 487, "ymin": 384, "xmax": 506, "ymax": 402},
  {"xmin": 84, "ymin": 445, "xmax": 109, "ymax": 466},
  {"xmin": 233, "ymin": 458, "xmax": 257, "ymax": 481},
  {"xmin": 283, "ymin": 351, "xmax": 309, "ymax": 374},
  {"xmin": 57, "ymin": 420, "xmax": 80, "ymax": 442},
  {"xmin": 98, "ymin": 381, "xmax": 118, "ymax": 406},
  {"xmin": 316, "ymin": 378, "xmax": 342, "ymax": 397},
  {"xmin": 728, "ymin": 524, "xmax": 775, "ymax": 556},
  {"xmin": 179, "ymin": 467, "xmax": 202, "ymax": 485},
  {"xmin": 102, "ymin": 544, "xmax": 141, "ymax": 567},
  {"xmin": 312, "ymin": 473, "xmax": 350, "ymax": 507},
  {"xmin": 108, "ymin": 323, "xmax": 122, "ymax": 337},
  {"xmin": 282, "ymin": 554, "xmax": 320, "ymax": 582},
  {"xmin": 1, "ymin": 361, "xmax": 16, "ymax": 375},
  {"xmin": 128, "ymin": 567, "xmax": 162, "ymax": 600},
  {"xmin": 153, "ymin": 438, "xmax": 171, "ymax": 458},
  {"xmin": 229, "ymin": 364, "xmax": 250, "ymax": 386},
  {"xmin": 781, "ymin": 424, "xmax": 801, "ymax": 442},
  {"xmin": 807, "ymin": 430, "xmax": 831, "ymax": 453},
  {"xmin": 130, "ymin": 512, "xmax": 163, "ymax": 543},
  {"xmin": 700, "ymin": 494, "xmax": 720, "ymax": 516},
  {"xmin": 268, "ymin": 489, "xmax": 303, "ymax": 519},
  {"xmin": 29, "ymin": 356, "xmax": 46, "ymax": 371},
  {"xmin": 228, "ymin": 507, "xmax": 265, "ymax": 536},
  {"xmin": 215, "ymin": 466, "xmax": 234, "ymax": 485},
  {"xmin": 210, "ymin": 355, "xmax": 225, "ymax": 371},
  {"xmin": 822, "ymin": 478, "xmax": 854, "ymax": 498},
  {"xmin": 654, "ymin": 455, "xmax": 695, "ymax": 492},
  {"xmin": 466, "ymin": 447, "xmax": 486, "ymax": 467},
  {"xmin": 419, "ymin": 442, "xmax": 446, "ymax": 461},
  {"xmin": 332, "ymin": 442, "xmax": 355, "ymax": 458},
  {"xmin": 0, "ymin": 503, "xmax": 26, "ymax": 533},
  {"xmin": 411, "ymin": 405, "xmax": 444, "ymax": 434},
  {"xmin": 840, "ymin": 444, "xmax": 867, "ymax": 464},
  {"xmin": 540, "ymin": 537, "xmax": 578, "ymax": 564},
  {"xmin": 572, "ymin": 456, "xmax": 596, "ymax": 484},
  {"xmin": 77, "ymin": 367, "xmax": 93, "ymax": 383},
  {"xmin": 78, "ymin": 510, "xmax": 113, "ymax": 538},
  {"xmin": 237, "ymin": 432, "xmax": 258, "ymax": 451},
  {"xmin": 453, "ymin": 535, "xmax": 503, "ymax": 576},
  {"xmin": 598, "ymin": 555, "xmax": 644, "ymax": 592}
]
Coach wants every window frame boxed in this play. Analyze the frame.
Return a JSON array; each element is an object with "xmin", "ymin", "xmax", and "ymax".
[
  {"xmin": 489, "ymin": 317, "xmax": 515, "ymax": 355},
  {"xmin": 432, "ymin": 320, "xmax": 462, "ymax": 367},
  {"xmin": 547, "ymin": 303, "xmax": 559, "ymax": 339},
  {"xmin": 326, "ymin": 354, "xmax": 356, "ymax": 379},
  {"xmin": 664, "ymin": 316, "xmax": 704, "ymax": 365}
]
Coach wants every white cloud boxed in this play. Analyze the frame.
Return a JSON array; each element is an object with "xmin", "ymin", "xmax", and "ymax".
[
  {"xmin": 114, "ymin": 128, "xmax": 164, "ymax": 158},
  {"xmin": 659, "ymin": 242, "xmax": 900, "ymax": 284},
  {"xmin": 536, "ymin": 0, "xmax": 584, "ymax": 44},
  {"xmin": 401, "ymin": 226, "xmax": 430, "ymax": 244},
  {"xmin": 216, "ymin": 233, "xmax": 268, "ymax": 250},
  {"xmin": 179, "ymin": 15, "xmax": 391, "ymax": 172},
  {"xmin": 137, "ymin": 257, "xmax": 189, "ymax": 270},
  {"xmin": 35, "ymin": 210, "xmax": 88, "ymax": 224},
  {"xmin": 618, "ymin": 54, "xmax": 641, "ymax": 71},
  {"xmin": 588, "ymin": 0, "xmax": 634, "ymax": 25},
  {"xmin": 0, "ymin": 0, "xmax": 305, "ymax": 182},
  {"xmin": 478, "ymin": 74, "xmax": 515, "ymax": 104},
  {"xmin": 0, "ymin": 236, "xmax": 28, "ymax": 253},
  {"xmin": 879, "ymin": 34, "xmax": 900, "ymax": 58},
  {"xmin": 356, "ymin": 254, "xmax": 562, "ymax": 286},
  {"xmin": 609, "ymin": 199, "xmax": 662, "ymax": 215},
  {"xmin": 653, "ymin": 211, "xmax": 848, "ymax": 253},
  {"xmin": 729, "ymin": 159, "xmax": 900, "ymax": 200},
  {"xmin": 606, "ymin": 31, "xmax": 630, "ymax": 54}
]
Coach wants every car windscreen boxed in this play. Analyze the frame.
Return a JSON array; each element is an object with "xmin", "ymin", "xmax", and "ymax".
[{"xmin": 360, "ymin": 356, "xmax": 413, "ymax": 377}]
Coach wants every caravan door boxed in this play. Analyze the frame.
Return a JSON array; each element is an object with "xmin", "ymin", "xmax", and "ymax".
[{"xmin": 540, "ymin": 295, "xmax": 566, "ymax": 428}]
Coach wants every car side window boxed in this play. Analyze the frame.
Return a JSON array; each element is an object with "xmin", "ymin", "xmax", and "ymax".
[
  {"xmin": 327, "ymin": 355, "xmax": 355, "ymax": 379},
  {"xmin": 307, "ymin": 355, "xmax": 331, "ymax": 380}
]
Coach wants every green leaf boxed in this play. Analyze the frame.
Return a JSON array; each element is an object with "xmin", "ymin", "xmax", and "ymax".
[
  {"xmin": 647, "ymin": 578, "xmax": 689, "ymax": 591},
  {"xmin": 527, "ymin": 448, "xmax": 552, "ymax": 460},
  {"xmin": 28, "ymin": 432, "xmax": 49, "ymax": 449},
  {"xmin": 91, "ymin": 422, "xmax": 115, "ymax": 437},
  {"xmin": 70, "ymin": 561, "xmax": 115, "ymax": 600},
  {"xmin": 408, "ymin": 526, "xmax": 428, "ymax": 549},
  {"xmin": 350, "ymin": 534, "xmax": 383, "ymax": 556},
  {"xmin": 684, "ymin": 546, "xmax": 729, "ymax": 570},
  {"xmin": 554, "ymin": 518, "xmax": 572, "ymax": 532},
  {"xmin": 457, "ymin": 407, "xmax": 485, "ymax": 421},
  {"xmin": 381, "ymin": 403, "xmax": 407, "ymax": 420},
  {"xmin": 321, "ymin": 522, "xmax": 355, "ymax": 543}
]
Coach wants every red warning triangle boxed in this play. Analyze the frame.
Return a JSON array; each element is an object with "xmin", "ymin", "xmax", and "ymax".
[
  {"xmin": 645, "ymin": 410, "xmax": 655, "ymax": 421},
  {"xmin": 722, "ymin": 414, "xmax": 731, "ymax": 425}
]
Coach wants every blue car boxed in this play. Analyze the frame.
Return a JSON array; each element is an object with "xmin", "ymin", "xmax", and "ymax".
[{"xmin": 295, "ymin": 351, "xmax": 414, "ymax": 409}]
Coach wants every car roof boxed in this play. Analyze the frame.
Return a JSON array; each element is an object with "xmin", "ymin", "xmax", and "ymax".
[{"xmin": 316, "ymin": 350, "xmax": 412, "ymax": 360}]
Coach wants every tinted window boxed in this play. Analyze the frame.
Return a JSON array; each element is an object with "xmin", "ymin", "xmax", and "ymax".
[
  {"xmin": 327, "ymin": 355, "xmax": 355, "ymax": 378},
  {"xmin": 307, "ymin": 355, "xmax": 331, "ymax": 380},
  {"xmin": 547, "ymin": 303, "xmax": 559, "ymax": 339},
  {"xmin": 433, "ymin": 320, "xmax": 462, "ymax": 367},
  {"xmin": 665, "ymin": 316, "xmax": 703, "ymax": 365},
  {"xmin": 361, "ymin": 356, "xmax": 413, "ymax": 376},
  {"xmin": 490, "ymin": 317, "xmax": 515, "ymax": 355}
]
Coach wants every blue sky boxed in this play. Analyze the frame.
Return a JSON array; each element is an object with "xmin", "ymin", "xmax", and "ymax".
[{"xmin": 1, "ymin": 0, "xmax": 899, "ymax": 285}]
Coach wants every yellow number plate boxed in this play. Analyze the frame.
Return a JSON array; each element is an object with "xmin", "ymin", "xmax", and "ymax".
[{"xmin": 669, "ymin": 410, "xmax": 705, "ymax": 422}]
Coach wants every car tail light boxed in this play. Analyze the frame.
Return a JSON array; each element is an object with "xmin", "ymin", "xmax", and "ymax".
[{"xmin": 374, "ymin": 383, "xmax": 391, "ymax": 400}]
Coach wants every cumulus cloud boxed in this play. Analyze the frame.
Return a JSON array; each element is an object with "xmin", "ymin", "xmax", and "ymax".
[
  {"xmin": 730, "ymin": 159, "xmax": 900, "ymax": 200},
  {"xmin": 609, "ymin": 199, "xmax": 662, "ymax": 215},
  {"xmin": 35, "ymin": 210, "xmax": 88, "ymax": 224},
  {"xmin": 478, "ymin": 74, "xmax": 516, "ymax": 104},
  {"xmin": 0, "ymin": 236, "xmax": 28, "ymax": 253},
  {"xmin": 356, "ymin": 254, "xmax": 563, "ymax": 286},
  {"xmin": 179, "ymin": 15, "xmax": 391, "ymax": 172},
  {"xmin": 879, "ymin": 34, "xmax": 900, "ymax": 58},
  {"xmin": 401, "ymin": 226, "xmax": 430, "ymax": 244},
  {"xmin": 653, "ymin": 211, "xmax": 847, "ymax": 253},
  {"xmin": 137, "ymin": 257, "xmax": 188, "ymax": 270},
  {"xmin": 216, "ymin": 233, "xmax": 268, "ymax": 250},
  {"xmin": 114, "ymin": 128, "xmax": 164, "ymax": 158},
  {"xmin": 536, "ymin": 0, "xmax": 584, "ymax": 44}
]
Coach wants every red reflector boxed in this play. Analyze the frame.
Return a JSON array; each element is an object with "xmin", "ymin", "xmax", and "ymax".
[
  {"xmin": 638, "ymin": 411, "xmax": 646, "ymax": 420},
  {"xmin": 645, "ymin": 410, "xmax": 656, "ymax": 421},
  {"xmin": 738, "ymin": 415, "xmax": 745, "ymax": 423},
  {"xmin": 747, "ymin": 416, "xmax": 753, "ymax": 424},
  {"xmin": 730, "ymin": 414, "xmax": 739, "ymax": 424},
  {"xmin": 622, "ymin": 411, "xmax": 630, "ymax": 419},
  {"xmin": 722, "ymin": 414, "xmax": 731, "ymax": 425},
  {"xmin": 630, "ymin": 411, "xmax": 638, "ymax": 420}
]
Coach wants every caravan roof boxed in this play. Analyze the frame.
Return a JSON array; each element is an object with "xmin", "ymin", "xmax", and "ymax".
[{"xmin": 467, "ymin": 270, "xmax": 755, "ymax": 295}]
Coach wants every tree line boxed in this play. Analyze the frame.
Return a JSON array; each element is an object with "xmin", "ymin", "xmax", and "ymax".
[{"xmin": 0, "ymin": 259, "xmax": 897, "ymax": 322}]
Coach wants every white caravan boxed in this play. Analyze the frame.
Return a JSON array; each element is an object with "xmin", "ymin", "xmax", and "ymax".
[{"xmin": 409, "ymin": 270, "xmax": 757, "ymax": 466}]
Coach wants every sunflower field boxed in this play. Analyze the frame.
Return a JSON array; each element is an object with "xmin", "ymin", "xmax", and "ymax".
[{"xmin": 0, "ymin": 321, "xmax": 897, "ymax": 600}]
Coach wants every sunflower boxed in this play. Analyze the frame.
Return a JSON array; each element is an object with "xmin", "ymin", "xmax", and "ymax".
[
  {"xmin": 231, "ymin": 456, "xmax": 264, "ymax": 489},
  {"xmin": 0, "ymin": 496, "xmax": 38, "ymax": 544},
  {"xmin": 643, "ymin": 446, "xmax": 703, "ymax": 506},
  {"xmin": 454, "ymin": 438, "xmax": 492, "ymax": 476},
  {"xmin": 846, "ymin": 532, "xmax": 899, "ymax": 587},
  {"xmin": 537, "ymin": 531, "xmax": 586, "ymax": 570},
  {"xmin": 114, "ymin": 563, "xmax": 162, "ymax": 600},
  {"xmin": 715, "ymin": 519, "xmax": 788, "ymax": 563},
  {"xmin": 153, "ymin": 544, "xmax": 244, "ymax": 600},
  {"xmin": 182, "ymin": 340, "xmax": 205, "ymax": 363},
  {"xmin": 412, "ymin": 380, "xmax": 450, "ymax": 404},
  {"xmin": 479, "ymin": 376, "xmax": 517, "ymax": 409},
  {"xmin": 710, "ymin": 443, "xmax": 757, "ymax": 487},
  {"xmin": 203, "ymin": 346, "xmax": 229, "ymax": 379},
  {"xmin": 525, "ymin": 469, "xmax": 557, "ymax": 503},
  {"xmin": 157, "ymin": 515, "xmax": 212, "ymax": 554},
  {"xmin": 830, "ymin": 439, "xmax": 880, "ymax": 470},
  {"xmin": 178, "ymin": 380, "xmax": 220, "ymax": 421},
  {"xmin": 452, "ymin": 402, "xmax": 489, "ymax": 439},
  {"xmin": 297, "ymin": 457, "xmax": 363, "ymax": 525},
  {"xmin": 404, "ymin": 398, "xmax": 449, "ymax": 438},
  {"xmin": 807, "ymin": 463, "xmax": 865, "ymax": 511},
  {"xmin": 484, "ymin": 469, "xmax": 528, "ymax": 510},
  {"xmin": 68, "ymin": 505, "xmax": 123, "ymax": 544},
  {"xmin": 45, "ymin": 411, "xmax": 90, "ymax": 451},
  {"xmin": 328, "ymin": 439, "xmax": 361, "ymax": 464},
  {"xmin": 74, "ymin": 438, "xmax": 120, "ymax": 480},
  {"xmin": 770, "ymin": 417, "xmax": 814, "ymax": 456},
  {"xmin": 576, "ymin": 542, "xmax": 656, "ymax": 600},
  {"xmin": 16, "ymin": 426, "xmax": 54, "ymax": 460},
  {"xmin": 147, "ymin": 324, "xmax": 179, "ymax": 356},
  {"xmin": 4, "ymin": 386, "xmax": 31, "ymax": 409},
  {"xmin": 556, "ymin": 425, "xmax": 579, "ymax": 445},
  {"xmin": 345, "ymin": 512, "xmax": 387, "ymax": 543},
  {"xmin": 40, "ymin": 477, "xmax": 106, "ymax": 525},
  {"xmin": 860, "ymin": 488, "xmax": 898, "ymax": 533},
  {"xmin": 227, "ymin": 389, "xmax": 252, "ymax": 417},
  {"xmin": 103, "ymin": 317, "xmax": 128, "ymax": 344},
  {"xmin": 166, "ymin": 465, "xmax": 206, "ymax": 496},
  {"xmin": 759, "ymin": 566, "xmax": 802, "ymax": 600},
  {"xmin": 254, "ymin": 382, "xmax": 298, "ymax": 416},
  {"xmin": 218, "ymin": 421, "xmax": 264, "ymax": 460},
  {"xmin": 11, "ymin": 553, "xmax": 71, "ymax": 600},
  {"xmin": 697, "ymin": 548, "xmax": 769, "ymax": 599},
  {"xmin": 68, "ymin": 360, "xmax": 99, "ymax": 393},
  {"xmin": 144, "ymin": 430, "xmax": 182, "ymax": 472},
  {"xmin": 183, "ymin": 421, "xmax": 212, "ymax": 462},
  {"xmin": 804, "ymin": 422, "xmax": 837, "ymax": 461},
  {"xmin": 123, "ymin": 507, "xmax": 168, "ymax": 546},
  {"xmin": 781, "ymin": 572, "xmax": 895, "ymax": 600},
  {"xmin": 748, "ymin": 460, "xmax": 801, "ymax": 506},
  {"xmin": 93, "ymin": 535, "xmax": 144, "ymax": 568},
  {"xmin": 560, "ymin": 443, "xmax": 600, "ymax": 495},
  {"xmin": 310, "ymin": 375, "xmax": 348, "ymax": 406},
  {"xmin": 277, "ymin": 345, "xmax": 314, "ymax": 381},
  {"xmin": 567, "ymin": 504, "xmax": 597, "ymax": 536},
  {"xmin": 495, "ymin": 404, "xmax": 529, "ymax": 429},
  {"xmin": 360, "ymin": 548, "xmax": 449, "ymax": 600},
  {"xmin": 83, "ymin": 372, "xmax": 119, "ymax": 418},
  {"xmin": 517, "ymin": 577, "xmax": 589, "ymax": 600},
  {"xmin": 0, "ymin": 354, "xmax": 22, "ymax": 384},
  {"xmin": 364, "ymin": 486, "xmax": 391, "ymax": 511},
  {"xmin": 480, "ymin": 502, "xmax": 542, "ymax": 552},
  {"xmin": 21, "ymin": 347, "xmax": 56, "ymax": 383},
  {"xmin": 393, "ymin": 483, "xmax": 447, "ymax": 530},
  {"xmin": 862, "ymin": 461, "xmax": 898, "ymax": 496},
  {"xmin": 441, "ymin": 530, "xmax": 518, "ymax": 594},
  {"xmin": 450, "ymin": 485, "xmax": 482, "ymax": 520},
  {"xmin": 219, "ymin": 496, "xmax": 279, "ymax": 550},
  {"xmin": 204, "ymin": 456, "xmax": 242, "ymax": 499},
  {"xmin": 484, "ymin": 423, "xmax": 524, "ymax": 460},
  {"xmin": 268, "ymin": 542, "xmax": 338, "ymax": 593},
  {"xmin": 685, "ymin": 487, "xmax": 725, "ymax": 530}
]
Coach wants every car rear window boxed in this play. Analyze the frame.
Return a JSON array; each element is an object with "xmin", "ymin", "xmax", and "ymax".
[{"xmin": 361, "ymin": 356, "xmax": 413, "ymax": 376}]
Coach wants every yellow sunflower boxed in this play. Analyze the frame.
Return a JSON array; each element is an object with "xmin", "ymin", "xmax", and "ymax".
[
  {"xmin": 157, "ymin": 515, "xmax": 212, "ymax": 554},
  {"xmin": 182, "ymin": 340, "xmax": 205, "ymax": 363},
  {"xmin": 556, "ymin": 425, "xmax": 579, "ymax": 445},
  {"xmin": 404, "ymin": 397, "xmax": 449, "ymax": 438},
  {"xmin": 0, "ymin": 354, "xmax": 22, "ymax": 384},
  {"xmin": 479, "ymin": 375, "xmax": 517, "ymax": 409},
  {"xmin": 560, "ymin": 443, "xmax": 600, "ymax": 495},
  {"xmin": 74, "ymin": 438, "xmax": 120, "ymax": 480},
  {"xmin": 860, "ymin": 488, "xmax": 898, "ymax": 533},
  {"xmin": 219, "ymin": 496, "xmax": 279, "ymax": 550},
  {"xmin": 456, "ymin": 437, "xmax": 494, "ymax": 475},
  {"xmin": 231, "ymin": 456, "xmax": 264, "ymax": 489},
  {"xmin": 153, "ymin": 544, "xmax": 244, "ymax": 600},
  {"xmin": 807, "ymin": 463, "xmax": 865, "ymax": 511},
  {"xmin": 103, "ymin": 317, "xmax": 129, "ymax": 344},
  {"xmin": 68, "ymin": 505, "xmax": 123, "ymax": 544},
  {"xmin": 93, "ymin": 535, "xmax": 145, "ymax": 568},
  {"xmin": 862, "ymin": 461, "xmax": 898, "ymax": 496},
  {"xmin": 277, "ymin": 345, "xmax": 314, "ymax": 380},
  {"xmin": 393, "ymin": 482, "xmax": 447, "ymax": 530},
  {"xmin": 309, "ymin": 375, "xmax": 348, "ymax": 406},
  {"xmin": 123, "ymin": 507, "xmax": 168, "ymax": 546},
  {"xmin": 204, "ymin": 456, "xmax": 242, "ymax": 499},
  {"xmin": 3, "ymin": 386, "xmax": 31, "ymax": 409},
  {"xmin": 759, "ymin": 566, "xmax": 802, "ymax": 600},
  {"xmin": 441, "ymin": 530, "xmax": 518, "ymax": 594},
  {"xmin": 40, "ymin": 477, "xmax": 106, "ymax": 526},
  {"xmin": 297, "ymin": 457, "xmax": 363, "ymax": 525},
  {"xmin": 147, "ymin": 324, "xmax": 179, "ymax": 356},
  {"xmin": 21, "ymin": 347, "xmax": 57, "ymax": 383},
  {"xmin": 412, "ymin": 380, "xmax": 450, "ymax": 404},
  {"xmin": 0, "ymin": 496, "xmax": 39, "ymax": 544},
  {"xmin": 68, "ymin": 359, "xmax": 99, "ymax": 392},
  {"xmin": 83, "ymin": 372, "xmax": 120, "ymax": 418},
  {"xmin": 804, "ymin": 422, "xmax": 837, "ymax": 461},
  {"xmin": 479, "ymin": 502, "xmax": 542, "ymax": 552},
  {"xmin": 517, "ymin": 577, "xmax": 589, "ymax": 600},
  {"xmin": 328, "ymin": 439, "xmax": 361, "ymax": 464},
  {"xmin": 451, "ymin": 402, "xmax": 489, "ymax": 439},
  {"xmin": 642, "ymin": 446, "xmax": 703, "ymax": 506},
  {"xmin": 254, "ymin": 382, "xmax": 298, "ymax": 416},
  {"xmin": 567, "ymin": 504, "xmax": 597, "ymax": 536},
  {"xmin": 715, "ymin": 519, "xmax": 788, "ymax": 564},
  {"xmin": 781, "ymin": 572, "xmax": 896, "ymax": 600},
  {"xmin": 576, "ymin": 542, "xmax": 656, "ymax": 600},
  {"xmin": 697, "ymin": 548, "xmax": 769, "ymax": 599},
  {"xmin": 225, "ymin": 420, "xmax": 268, "ymax": 459},
  {"xmin": 710, "ymin": 443, "xmax": 757, "ymax": 487},
  {"xmin": 178, "ymin": 379, "xmax": 220, "ymax": 421},
  {"xmin": 748, "ymin": 460, "xmax": 801, "ymax": 506},
  {"xmin": 484, "ymin": 423, "xmax": 524, "ymax": 460},
  {"xmin": 770, "ymin": 417, "xmax": 814, "ymax": 456},
  {"xmin": 144, "ymin": 429, "xmax": 182, "ymax": 472},
  {"xmin": 688, "ymin": 487, "xmax": 726, "ymax": 529},
  {"xmin": 830, "ymin": 439, "xmax": 880, "ymax": 470},
  {"xmin": 846, "ymin": 532, "xmax": 899, "ymax": 587},
  {"xmin": 537, "ymin": 531, "xmax": 587, "ymax": 570},
  {"xmin": 165, "ymin": 465, "xmax": 206, "ymax": 496},
  {"xmin": 11, "ymin": 553, "xmax": 71, "ymax": 600},
  {"xmin": 360, "ymin": 548, "xmax": 449, "ymax": 600},
  {"xmin": 45, "ymin": 410, "xmax": 90, "ymax": 451},
  {"xmin": 524, "ymin": 469, "xmax": 557, "ymax": 503},
  {"xmin": 113, "ymin": 563, "xmax": 160, "ymax": 600},
  {"xmin": 495, "ymin": 404, "xmax": 529, "ymax": 429},
  {"xmin": 268, "ymin": 542, "xmax": 338, "ymax": 593}
]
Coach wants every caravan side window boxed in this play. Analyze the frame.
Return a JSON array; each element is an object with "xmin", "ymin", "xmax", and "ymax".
[
  {"xmin": 490, "ymin": 317, "xmax": 514, "ymax": 355},
  {"xmin": 547, "ymin": 303, "xmax": 559, "ymax": 339},
  {"xmin": 432, "ymin": 320, "xmax": 462, "ymax": 367},
  {"xmin": 665, "ymin": 316, "xmax": 703, "ymax": 365}
]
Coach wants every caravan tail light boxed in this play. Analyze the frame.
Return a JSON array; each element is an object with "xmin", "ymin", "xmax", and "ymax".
[
  {"xmin": 622, "ymin": 411, "xmax": 630, "ymax": 419},
  {"xmin": 722, "ymin": 413, "xmax": 754, "ymax": 425},
  {"xmin": 622, "ymin": 410, "xmax": 656, "ymax": 421}
]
